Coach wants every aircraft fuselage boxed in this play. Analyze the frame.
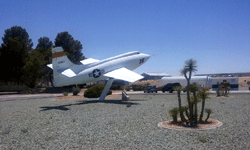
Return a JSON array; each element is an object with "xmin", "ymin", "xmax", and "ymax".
[{"xmin": 53, "ymin": 51, "xmax": 150, "ymax": 87}]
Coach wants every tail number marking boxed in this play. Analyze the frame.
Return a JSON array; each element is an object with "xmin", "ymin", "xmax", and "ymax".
[{"xmin": 58, "ymin": 60, "xmax": 65, "ymax": 64}]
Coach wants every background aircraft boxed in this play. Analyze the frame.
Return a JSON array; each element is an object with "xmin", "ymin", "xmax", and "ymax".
[{"xmin": 47, "ymin": 47, "xmax": 150, "ymax": 100}]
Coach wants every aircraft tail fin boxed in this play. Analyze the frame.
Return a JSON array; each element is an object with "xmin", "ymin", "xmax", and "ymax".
[{"xmin": 51, "ymin": 47, "xmax": 75, "ymax": 86}]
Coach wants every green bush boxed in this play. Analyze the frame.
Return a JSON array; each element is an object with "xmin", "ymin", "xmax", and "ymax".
[
  {"xmin": 131, "ymin": 84, "xmax": 138, "ymax": 91},
  {"xmin": 131, "ymin": 83, "xmax": 150, "ymax": 91},
  {"xmin": 36, "ymin": 84, "xmax": 47, "ymax": 88},
  {"xmin": 198, "ymin": 136, "xmax": 207, "ymax": 143},
  {"xmin": 131, "ymin": 84, "xmax": 145, "ymax": 91},
  {"xmin": 110, "ymin": 85, "xmax": 123, "ymax": 90},
  {"xmin": 86, "ymin": 84, "xmax": 95, "ymax": 88},
  {"xmin": 157, "ymin": 86, "xmax": 163, "ymax": 91},
  {"xmin": 124, "ymin": 85, "xmax": 131, "ymax": 91},
  {"xmin": 84, "ymin": 84, "xmax": 112, "ymax": 98},
  {"xmin": 72, "ymin": 85, "xmax": 81, "ymax": 96},
  {"xmin": 127, "ymin": 103, "xmax": 131, "ymax": 107},
  {"xmin": 63, "ymin": 92, "xmax": 68, "ymax": 96}
]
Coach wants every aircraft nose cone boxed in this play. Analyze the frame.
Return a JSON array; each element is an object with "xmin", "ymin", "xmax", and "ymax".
[{"xmin": 144, "ymin": 54, "xmax": 150, "ymax": 62}]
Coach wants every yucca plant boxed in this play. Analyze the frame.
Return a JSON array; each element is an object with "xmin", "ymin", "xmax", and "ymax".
[
  {"xmin": 169, "ymin": 107, "xmax": 179, "ymax": 123},
  {"xmin": 182, "ymin": 106, "xmax": 189, "ymax": 120},
  {"xmin": 205, "ymin": 108, "xmax": 213, "ymax": 122},
  {"xmin": 198, "ymin": 89, "xmax": 210, "ymax": 122},
  {"xmin": 190, "ymin": 83, "xmax": 200, "ymax": 125},
  {"xmin": 174, "ymin": 86, "xmax": 186, "ymax": 122}
]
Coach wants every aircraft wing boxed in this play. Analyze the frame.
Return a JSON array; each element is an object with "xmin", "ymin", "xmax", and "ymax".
[
  {"xmin": 80, "ymin": 58, "xmax": 100, "ymax": 65},
  {"xmin": 61, "ymin": 69, "xmax": 77, "ymax": 77},
  {"xmin": 104, "ymin": 67, "xmax": 144, "ymax": 82},
  {"xmin": 46, "ymin": 64, "xmax": 77, "ymax": 77},
  {"xmin": 47, "ymin": 64, "xmax": 53, "ymax": 69}
]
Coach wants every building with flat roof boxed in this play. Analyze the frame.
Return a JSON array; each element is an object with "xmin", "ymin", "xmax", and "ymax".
[{"xmin": 195, "ymin": 72, "xmax": 250, "ymax": 77}]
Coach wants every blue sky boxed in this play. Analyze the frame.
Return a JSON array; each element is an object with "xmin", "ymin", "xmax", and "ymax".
[{"xmin": 1, "ymin": 0, "xmax": 249, "ymax": 75}]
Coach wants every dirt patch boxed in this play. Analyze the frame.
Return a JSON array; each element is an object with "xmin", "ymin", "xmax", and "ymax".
[
  {"xmin": 158, "ymin": 118, "xmax": 222, "ymax": 131},
  {"xmin": 54, "ymin": 89, "xmax": 123, "ymax": 100},
  {"xmin": 213, "ymin": 95, "xmax": 234, "ymax": 98}
]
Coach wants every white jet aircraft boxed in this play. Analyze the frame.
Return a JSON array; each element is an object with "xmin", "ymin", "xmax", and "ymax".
[{"xmin": 47, "ymin": 47, "xmax": 150, "ymax": 100}]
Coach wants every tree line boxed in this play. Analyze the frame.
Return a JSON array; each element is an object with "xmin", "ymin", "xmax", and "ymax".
[{"xmin": 0, "ymin": 25, "xmax": 85, "ymax": 88}]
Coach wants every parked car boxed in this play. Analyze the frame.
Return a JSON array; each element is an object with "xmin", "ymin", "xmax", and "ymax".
[
  {"xmin": 162, "ymin": 82, "xmax": 181, "ymax": 93},
  {"xmin": 144, "ymin": 85, "xmax": 158, "ymax": 93}
]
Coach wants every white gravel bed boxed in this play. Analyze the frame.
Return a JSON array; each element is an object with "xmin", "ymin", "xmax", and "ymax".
[{"xmin": 0, "ymin": 93, "xmax": 249, "ymax": 149}]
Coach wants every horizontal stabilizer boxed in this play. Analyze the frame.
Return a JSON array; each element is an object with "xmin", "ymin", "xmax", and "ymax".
[
  {"xmin": 104, "ymin": 67, "xmax": 144, "ymax": 82},
  {"xmin": 47, "ymin": 64, "xmax": 53, "ymax": 69},
  {"xmin": 61, "ymin": 69, "xmax": 77, "ymax": 77},
  {"xmin": 80, "ymin": 58, "xmax": 100, "ymax": 65}
]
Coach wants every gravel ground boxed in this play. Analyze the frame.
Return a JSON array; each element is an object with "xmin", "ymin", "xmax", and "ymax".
[{"xmin": 0, "ymin": 93, "xmax": 249, "ymax": 150}]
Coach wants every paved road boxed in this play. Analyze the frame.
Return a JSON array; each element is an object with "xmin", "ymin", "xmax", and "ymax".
[
  {"xmin": 0, "ymin": 93, "xmax": 62, "ymax": 101},
  {"xmin": 1, "ymin": 90, "xmax": 249, "ymax": 102}
]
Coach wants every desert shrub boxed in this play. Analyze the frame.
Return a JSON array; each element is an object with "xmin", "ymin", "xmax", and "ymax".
[
  {"xmin": 110, "ymin": 85, "xmax": 123, "ymax": 90},
  {"xmin": 157, "ymin": 86, "xmax": 163, "ymax": 91},
  {"xmin": 72, "ymin": 85, "xmax": 81, "ymax": 96},
  {"xmin": 131, "ymin": 84, "xmax": 147, "ymax": 91},
  {"xmin": 216, "ymin": 81, "xmax": 230, "ymax": 97},
  {"xmin": 131, "ymin": 84, "xmax": 139, "ymax": 91},
  {"xmin": 169, "ymin": 108, "xmax": 179, "ymax": 122},
  {"xmin": 204, "ymin": 86, "xmax": 210, "ymax": 91},
  {"xmin": 36, "ymin": 84, "xmax": 47, "ymax": 88},
  {"xmin": 86, "ymin": 84, "xmax": 96, "ymax": 88},
  {"xmin": 63, "ymin": 92, "xmax": 68, "ymax": 96},
  {"xmin": 169, "ymin": 107, "xmax": 179, "ymax": 122},
  {"xmin": 84, "ymin": 84, "xmax": 112, "ymax": 98},
  {"xmin": 247, "ymin": 81, "xmax": 250, "ymax": 90},
  {"xmin": 198, "ymin": 136, "xmax": 207, "ymax": 143},
  {"xmin": 142, "ymin": 83, "xmax": 149, "ymax": 89},
  {"xmin": 21, "ymin": 128, "xmax": 28, "ymax": 133},
  {"xmin": 124, "ymin": 85, "xmax": 131, "ymax": 91},
  {"xmin": 78, "ymin": 84, "xmax": 86, "ymax": 88}
]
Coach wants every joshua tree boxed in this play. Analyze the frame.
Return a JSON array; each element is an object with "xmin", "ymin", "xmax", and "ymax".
[
  {"xmin": 216, "ymin": 82, "xmax": 221, "ymax": 97},
  {"xmin": 183, "ymin": 59, "xmax": 198, "ymax": 85},
  {"xmin": 221, "ymin": 81, "xmax": 230, "ymax": 96},
  {"xmin": 216, "ymin": 81, "xmax": 230, "ymax": 97},
  {"xmin": 198, "ymin": 89, "xmax": 210, "ymax": 122},
  {"xmin": 180, "ymin": 59, "xmax": 197, "ymax": 126},
  {"xmin": 190, "ymin": 83, "xmax": 200, "ymax": 126},
  {"xmin": 169, "ymin": 59, "xmax": 214, "ymax": 127}
]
